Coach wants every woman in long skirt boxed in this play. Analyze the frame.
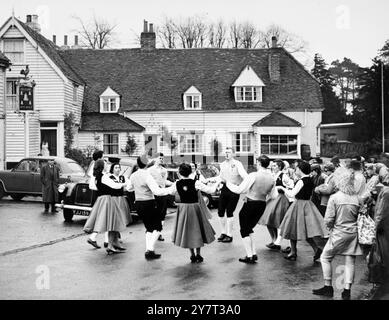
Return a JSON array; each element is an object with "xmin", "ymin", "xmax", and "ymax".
[
  {"xmin": 278, "ymin": 161, "xmax": 328, "ymax": 261},
  {"xmin": 259, "ymin": 159, "xmax": 293, "ymax": 250},
  {"xmin": 171, "ymin": 163, "xmax": 220, "ymax": 263}
]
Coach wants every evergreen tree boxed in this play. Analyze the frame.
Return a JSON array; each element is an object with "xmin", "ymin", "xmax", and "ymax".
[{"xmin": 311, "ymin": 54, "xmax": 346, "ymax": 123}]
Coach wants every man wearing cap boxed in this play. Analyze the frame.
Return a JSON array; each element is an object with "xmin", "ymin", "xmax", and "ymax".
[
  {"xmin": 216, "ymin": 147, "xmax": 248, "ymax": 243},
  {"xmin": 147, "ymin": 153, "xmax": 173, "ymax": 241},
  {"xmin": 126, "ymin": 154, "xmax": 175, "ymax": 260}
]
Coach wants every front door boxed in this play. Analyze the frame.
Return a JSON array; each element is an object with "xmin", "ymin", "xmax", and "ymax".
[
  {"xmin": 144, "ymin": 134, "xmax": 158, "ymax": 157},
  {"xmin": 41, "ymin": 129, "xmax": 57, "ymax": 156}
]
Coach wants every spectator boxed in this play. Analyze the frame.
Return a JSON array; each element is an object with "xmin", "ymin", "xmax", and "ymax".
[
  {"xmin": 310, "ymin": 164, "xmax": 325, "ymax": 212},
  {"xmin": 40, "ymin": 159, "xmax": 60, "ymax": 213}
]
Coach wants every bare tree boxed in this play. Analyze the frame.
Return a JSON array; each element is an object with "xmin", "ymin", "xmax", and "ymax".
[
  {"xmin": 208, "ymin": 20, "xmax": 227, "ymax": 48},
  {"xmin": 73, "ymin": 15, "xmax": 117, "ymax": 49},
  {"xmin": 259, "ymin": 24, "xmax": 307, "ymax": 54},
  {"xmin": 240, "ymin": 21, "xmax": 261, "ymax": 48},
  {"xmin": 174, "ymin": 16, "xmax": 208, "ymax": 48},
  {"xmin": 157, "ymin": 16, "xmax": 177, "ymax": 48},
  {"xmin": 228, "ymin": 20, "xmax": 242, "ymax": 48}
]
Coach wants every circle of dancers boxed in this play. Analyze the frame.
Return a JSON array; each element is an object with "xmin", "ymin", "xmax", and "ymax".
[{"xmin": 83, "ymin": 149, "xmax": 389, "ymax": 300}]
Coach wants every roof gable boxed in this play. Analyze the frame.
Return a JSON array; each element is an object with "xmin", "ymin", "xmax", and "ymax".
[
  {"xmin": 184, "ymin": 85, "xmax": 201, "ymax": 95},
  {"xmin": 232, "ymin": 65, "xmax": 265, "ymax": 87},
  {"xmin": 253, "ymin": 111, "xmax": 301, "ymax": 127},
  {"xmin": 80, "ymin": 113, "xmax": 144, "ymax": 132},
  {"xmin": 100, "ymin": 86, "xmax": 120, "ymax": 97}
]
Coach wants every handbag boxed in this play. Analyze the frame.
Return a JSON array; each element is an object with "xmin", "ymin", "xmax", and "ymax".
[
  {"xmin": 368, "ymin": 240, "xmax": 386, "ymax": 284},
  {"xmin": 357, "ymin": 208, "xmax": 376, "ymax": 245}
]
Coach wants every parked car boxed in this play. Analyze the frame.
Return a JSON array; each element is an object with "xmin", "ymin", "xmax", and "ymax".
[
  {"xmin": 57, "ymin": 157, "xmax": 137, "ymax": 222},
  {"xmin": 0, "ymin": 156, "xmax": 85, "ymax": 201},
  {"xmin": 198, "ymin": 163, "xmax": 221, "ymax": 209}
]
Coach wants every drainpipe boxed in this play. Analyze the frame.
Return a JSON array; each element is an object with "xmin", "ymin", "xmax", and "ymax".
[{"xmin": 303, "ymin": 109, "xmax": 307, "ymax": 127}]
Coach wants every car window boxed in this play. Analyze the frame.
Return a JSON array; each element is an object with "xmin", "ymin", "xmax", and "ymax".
[
  {"xmin": 61, "ymin": 161, "xmax": 85, "ymax": 175},
  {"xmin": 14, "ymin": 160, "xmax": 38, "ymax": 172}
]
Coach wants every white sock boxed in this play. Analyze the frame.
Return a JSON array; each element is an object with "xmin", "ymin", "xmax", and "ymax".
[
  {"xmin": 219, "ymin": 217, "xmax": 227, "ymax": 234},
  {"xmin": 249, "ymin": 233, "xmax": 256, "ymax": 255},
  {"xmin": 104, "ymin": 232, "xmax": 109, "ymax": 243},
  {"xmin": 145, "ymin": 232, "xmax": 152, "ymax": 251},
  {"xmin": 89, "ymin": 232, "xmax": 97, "ymax": 242},
  {"xmin": 226, "ymin": 217, "xmax": 234, "ymax": 237},
  {"xmin": 242, "ymin": 237, "xmax": 253, "ymax": 257},
  {"xmin": 150, "ymin": 230, "xmax": 161, "ymax": 251},
  {"xmin": 274, "ymin": 229, "xmax": 283, "ymax": 246}
]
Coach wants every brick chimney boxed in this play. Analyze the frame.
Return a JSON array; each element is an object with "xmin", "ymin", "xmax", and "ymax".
[
  {"xmin": 26, "ymin": 14, "xmax": 41, "ymax": 33},
  {"xmin": 72, "ymin": 35, "xmax": 80, "ymax": 49},
  {"xmin": 140, "ymin": 20, "xmax": 156, "ymax": 50},
  {"xmin": 52, "ymin": 35, "xmax": 56, "ymax": 45},
  {"xmin": 60, "ymin": 35, "xmax": 70, "ymax": 50},
  {"xmin": 268, "ymin": 36, "xmax": 280, "ymax": 83}
]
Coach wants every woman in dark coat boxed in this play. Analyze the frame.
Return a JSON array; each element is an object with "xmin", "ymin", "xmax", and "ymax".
[{"xmin": 40, "ymin": 159, "xmax": 60, "ymax": 213}]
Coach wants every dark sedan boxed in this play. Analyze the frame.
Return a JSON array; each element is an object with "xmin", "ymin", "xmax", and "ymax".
[{"xmin": 0, "ymin": 157, "xmax": 85, "ymax": 201}]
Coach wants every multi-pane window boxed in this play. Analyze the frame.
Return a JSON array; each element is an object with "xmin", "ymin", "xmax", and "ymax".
[
  {"xmin": 103, "ymin": 134, "xmax": 119, "ymax": 154},
  {"xmin": 235, "ymin": 86, "xmax": 261, "ymax": 102},
  {"xmin": 6, "ymin": 80, "xmax": 18, "ymax": 111},
  {"xmin": 185, "ymin": 95, "xmax": 201, "ymax": 109},
  {"xmin": 260, "ymin": 135, "xmax": 298, "ymax": 155},
  {"xmin": 102, "ymin": 98, "xmax": 117, "ymax": 112},
  {"xmin": 179, "ymin": 134, "xmax": 202, "ymax": 153},
  {"xmin": 3, "ymin": 39, "xmax": 24, "ymax": 64},
  {"xmin": 233, "ymin": 132, "xmax": 251, "ymax": 152}
]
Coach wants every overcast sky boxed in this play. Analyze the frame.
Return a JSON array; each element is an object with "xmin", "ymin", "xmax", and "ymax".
[{"xmin": 1, "ymin": 0, "xmax": 388, "ymax": 68}]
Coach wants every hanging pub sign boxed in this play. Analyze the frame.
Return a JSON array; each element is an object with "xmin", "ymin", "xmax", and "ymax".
[{"xmin": 18, "ymin": 78, "xmax": 35, "ymax": 111}]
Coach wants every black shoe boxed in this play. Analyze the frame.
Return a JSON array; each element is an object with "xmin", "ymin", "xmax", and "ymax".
[
  {"xmin": 113, "ymin": 245, "xmax": 126, "ymax": 251},
  {"xmin": 104, "ymin": 242, "xmax": 108, "ymax": 248},
  {"xmin": 106, "ymin": 247, "xmax": 124, "ymax": 255},
  {"xmin": 341, "ymin": 289, "xmax": 351, "ymax": 300},
  {"xmin": 253, "ymin": 254, "xmax": 258, "ymax": 261},
  {"xmin": 266, "ymin": 243, "xmax": 281, "ymax": 250},
  {"xmin": 312, "ymin": 285, "xmax": 334, "ymax": 297},
  {"xmin": 239, "ymin": 256, "xmax": 256, "ymax": 264},
  {"xmin": 217, "ymin": 234, "xmax": 227, "ymax": 241},
  {"xmin": 190, "ymin": 255, "xmax": 197, "ymax": 263},
  {"xmin": 195, "ymin": 255, "xmax": 204, "ymax": 263},
  {"xmin": 87, "ymin": 239, "xmax": 101, "ymax": 249},
  {"xmin": 281, "ymin": 246, "xmax": 291, "ymax": 253},
  {"xmin": 284, "ymin": 253, "xmax": 297, "ymax": 261},
  {"xmin": 158, "ymin": 235, "xmax": 165, "ymax": 241},
  {"xmin": 313, "ymin": 248, "xmax": 322, "ymax": 262},
  {"xmin": 221, "ymin": 235, "xmax": 233, "ymax": 243},
  {"xmin": 145, "ymin": 250, "xmax": 161, "ymax": 260}
]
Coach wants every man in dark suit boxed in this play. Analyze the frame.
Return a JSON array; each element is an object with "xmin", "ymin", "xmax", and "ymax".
[{"xmin": 40, "ymin": 159, "xmax": 60, "ymax": 213}]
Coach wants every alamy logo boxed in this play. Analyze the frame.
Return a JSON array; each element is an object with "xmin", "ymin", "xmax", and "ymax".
[{"xmin": 35, "ymin": 265, "xmax": 50, "ymax": 290}]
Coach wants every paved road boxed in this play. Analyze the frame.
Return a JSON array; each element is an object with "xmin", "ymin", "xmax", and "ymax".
[{"xmin": 0, "ymin": 196, "xmax": 373, "ymax": 300}]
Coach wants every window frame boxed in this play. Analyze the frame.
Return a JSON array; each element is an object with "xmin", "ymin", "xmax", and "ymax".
[
  {"xmin": 178, "ymin": 133, "xmax": 203, "ymax": 154},
  {"xmin": 232, "ymin": 132, "xmax": 252, "ymax": 153},
  {"xmin": 3, "ymin": 38, "xmax": 25, "ymax": 65},
  {"xmin": 72, "ymin": 84, "xmax": 78, "ymax": 104},
  {"xmin": 260, "ymin": 134, "xmax": 298, "ymax": 156},
  {"xmin": 184, "ymin": 93, "xmax": 202, "ymax": 110},
  {"xmin": 103, "ymin": 133, "xmax": 119, "ymax": 155},
  {"xmin": 234, "ymin": 86, "xmax": 262, "ymax": 102},
  {"xmin": 6, "ymin": 79, "xmax": 19, "ymax": 111},
  {"xmin": 101, "ymin": 97, "xmax": 118, "ymax": 113}
]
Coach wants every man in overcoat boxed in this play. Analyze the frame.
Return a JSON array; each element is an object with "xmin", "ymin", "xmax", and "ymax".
[{"xmin": 40, "ymin": 159, "xmax": 60, "ymax": 213}]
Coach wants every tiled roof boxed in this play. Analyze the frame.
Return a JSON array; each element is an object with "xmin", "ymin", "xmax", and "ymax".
[
  {"xmin": 0, "ymin": 50, "xmax": 10, "ymax": 66},
  {"xmin": 6, "ymin": 17, "xmax": 85, "ymax": 85},
  {"xmin": 59, "ymin": 47, "xmax": 323, "ymax": 112},
  {"xmin": 253, "ymin": 111, "xmax": 302, "ymax": 127},
  {"xmin": 80, "ymin": 112, "xmax": 144, "ymax": 132}
]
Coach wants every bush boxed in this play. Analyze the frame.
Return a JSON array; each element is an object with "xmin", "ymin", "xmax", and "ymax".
[{"xmin": 65, "ymin": 148, "xmax": 92, "ymax": 169}]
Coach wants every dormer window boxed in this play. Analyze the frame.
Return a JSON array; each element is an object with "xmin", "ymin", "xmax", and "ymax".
[
  {"xmin": 232, "ymin": 65, "xmax": 265, "ymax": 103},
  {"xmin": 183, "ymin": 86, "xmax": 202, "ymax": 110},
  {"xmin": 99, "ymin": 86, "xmax": 120, "ymax": 113}
]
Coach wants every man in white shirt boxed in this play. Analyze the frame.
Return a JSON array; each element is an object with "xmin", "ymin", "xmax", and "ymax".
[
  {"xmin": 216, "ymin": 147, "xmax": 248, "ymax": 243},
  {"xmin": 148, "ymin": 153, "xmax": 172, "ymax": 241},
  {"xmin": 227, "ymin": 155, "xmax": 275, "ymax": 263},
  {"xmin": 127, "ymin": 154, "xmax": 175, "ymax": 260}
]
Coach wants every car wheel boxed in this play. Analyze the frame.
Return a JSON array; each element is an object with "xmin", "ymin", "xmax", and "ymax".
[
  {"xmin": 0, "ymin": 184, "xmax": 5, "ymax": 200},
  {"xmin": 63, "ymin": 209, "xmax": 74, "ymax": 222},
  {"xmin": 10, "ymin": 194, "xmax": 25, "ymax": 201}
]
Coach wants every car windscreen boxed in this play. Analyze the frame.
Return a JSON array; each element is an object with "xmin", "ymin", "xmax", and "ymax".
[{"xmin": 60, "ymin": 161, "xmax": 85, "ymax": 175}]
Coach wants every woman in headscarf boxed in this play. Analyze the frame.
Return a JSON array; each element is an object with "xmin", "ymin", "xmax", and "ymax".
[{"xmin": 312, "ymin": 170, "xmax": 363, "ymax": 300}]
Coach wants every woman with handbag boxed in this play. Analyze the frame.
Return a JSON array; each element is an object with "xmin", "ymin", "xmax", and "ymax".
[{"xmin": 312, "ymin": 170, "xmax": 363, "ymax": 300}]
